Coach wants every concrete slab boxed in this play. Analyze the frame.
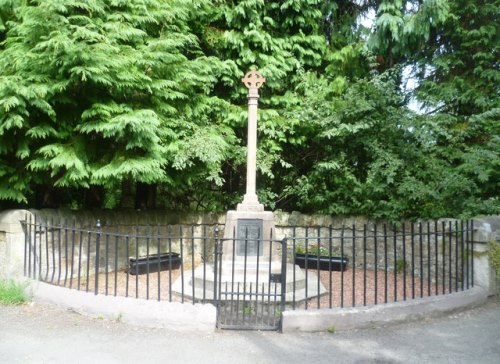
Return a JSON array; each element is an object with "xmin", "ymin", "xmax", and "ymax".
[
  {"xmin": 28, "ymin": 280, "xmax": 216, "ymax": 332},
  {"xmin": 282, "ymin": 286, "xmax": 488, "ymax": 332}
]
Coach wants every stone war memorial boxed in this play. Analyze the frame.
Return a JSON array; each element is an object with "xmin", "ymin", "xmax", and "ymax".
[
  {"xmin": 174, "ymin": 70, "xmax": 324, "ymax": 328},
  {"xmin": 5, "ymin": 69, "xmax": 487, "ymax": 333}
]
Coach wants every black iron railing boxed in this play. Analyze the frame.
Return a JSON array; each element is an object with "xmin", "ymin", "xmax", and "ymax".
[
  {"xmin": 280, "ymin": 221, "xmax": 474, "ymax": 309},
  {"xmin": 21, "ymin": 215, "xmax": 475, "ymax": 310},
  {"xmin": 22, "ymin": 216, "xmax": 219, "ymax": 303}
]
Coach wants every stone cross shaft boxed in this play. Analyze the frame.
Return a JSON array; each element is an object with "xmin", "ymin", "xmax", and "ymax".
[{"xmin": 237, "ymin": 70, "xmax": 266, "ymax": 212}]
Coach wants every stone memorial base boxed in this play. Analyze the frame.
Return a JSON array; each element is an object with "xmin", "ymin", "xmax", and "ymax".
[
  {"xmin": 172, "ymin": 208, "xmax": 327, "ymax": 303},
  {"xmin": 172, "ymin": 263, "xmax": 327, "ymax": 303}
]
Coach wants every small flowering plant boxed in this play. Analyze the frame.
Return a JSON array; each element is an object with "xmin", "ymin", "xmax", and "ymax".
[{"xmin": 295, "ymin": 243, "xmax": 338, "ymax": 257}]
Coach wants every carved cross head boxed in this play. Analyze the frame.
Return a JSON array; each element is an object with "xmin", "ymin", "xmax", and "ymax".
[{"xmin": 242, "ymin": 70, "xmax": 266, "ymax": 91}]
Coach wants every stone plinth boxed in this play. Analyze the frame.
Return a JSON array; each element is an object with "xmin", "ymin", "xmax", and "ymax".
[
  {"xmin": 173, "ymin": 209, "xmax": 327, "ymax": 303},
  {"xmin": 221, "ymin": 210, "xmax": 279, "ymax": 270}
]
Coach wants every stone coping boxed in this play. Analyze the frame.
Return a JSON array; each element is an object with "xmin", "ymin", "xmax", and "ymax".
[
  {"xmin": 27, "ymin": 280, "xmax": 216, "ymax": 332},
  {"xmin": 282, "ymin": 286, "xmax": 488, "ymax": 332}
]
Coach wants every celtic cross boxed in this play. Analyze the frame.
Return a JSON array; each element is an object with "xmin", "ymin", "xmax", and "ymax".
[{"xmin": 242, "ymin": 70, "xmax": 266, "ymax": 96}]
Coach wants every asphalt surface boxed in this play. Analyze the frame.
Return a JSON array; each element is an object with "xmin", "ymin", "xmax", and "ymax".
[{"xmin": 1, "ymin": 296, "xmax": 499, "ymax": 364}]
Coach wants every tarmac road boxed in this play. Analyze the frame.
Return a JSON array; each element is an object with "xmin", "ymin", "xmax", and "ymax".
[{"xmin": 1, "ymin": 296, "xmax": 499, "ymax": 364}]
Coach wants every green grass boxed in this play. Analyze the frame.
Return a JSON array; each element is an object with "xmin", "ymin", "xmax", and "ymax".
[
  {"xmin": 0, "ymin": 279, "xmax": 27, "ymax": 305},
  {"xmin": 489, "ymin": 241, "xmax": 500, "ymax": 278}
]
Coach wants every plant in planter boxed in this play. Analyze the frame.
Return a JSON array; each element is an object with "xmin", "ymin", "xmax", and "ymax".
[{"xmin": 294, "ymin": 243, "xmax": 348, "ymax": 271}]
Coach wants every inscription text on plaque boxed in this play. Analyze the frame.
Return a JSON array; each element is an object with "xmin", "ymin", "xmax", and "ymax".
[{"xmin": 236, "ymin": 219, "xmax": 263, "ymax": 256}]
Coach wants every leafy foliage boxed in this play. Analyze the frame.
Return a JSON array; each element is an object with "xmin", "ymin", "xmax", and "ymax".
[
  {"xmin": 0, "ymin": 0, "xmax": 498, "ymax": 219},
  {"xmin": 0, "ymin": 0, "xmax": 227, "ymax": 207}
]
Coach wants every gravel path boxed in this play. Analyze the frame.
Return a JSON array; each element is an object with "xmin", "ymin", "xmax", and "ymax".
[{"xmin": 47, "ymin": 265, "xmax": 453, "ymax": 309}]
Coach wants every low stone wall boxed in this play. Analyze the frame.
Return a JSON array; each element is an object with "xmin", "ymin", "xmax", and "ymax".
[
  {"xmin": 1, "ymin": 209, "xmax": 499, "ymax": 297},
  {"xmin": 21, "ymin": 210, "xmax": 221, "ymax": 278},
  {"xmin": 23, "ymin": 210, "xmax": 468, "ymax": 283},
  {"xmin": 280, "ymin": 220, "xmax": 473, "ymax": 286}
]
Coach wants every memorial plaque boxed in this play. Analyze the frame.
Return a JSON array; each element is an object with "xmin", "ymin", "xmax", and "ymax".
[{"xmin": 236, "ymin": 219, "xmax": 263, "ymax": 256}]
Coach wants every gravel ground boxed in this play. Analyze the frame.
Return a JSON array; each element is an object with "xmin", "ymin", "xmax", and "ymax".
[
  {"xmin": 47, "ymin": 265, "xmax": 451, "ymax": 309},
  {"xmin": 298, "ymin": 267, "xmax": 447, "ymax": 309}
]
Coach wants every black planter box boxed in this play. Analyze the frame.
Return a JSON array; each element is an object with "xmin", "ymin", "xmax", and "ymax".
[
  {"xmin": 294, "ymin": 253, "xmax": 348, "ymax": 271},
  {"xmin": 128, "ymin": 252, "xmax": 181, "ymax": 275}
]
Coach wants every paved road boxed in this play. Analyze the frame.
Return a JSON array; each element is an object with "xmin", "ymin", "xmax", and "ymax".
[{"xmin": 1, "ymin": 297, "xmax": 499, "ymax": 364}]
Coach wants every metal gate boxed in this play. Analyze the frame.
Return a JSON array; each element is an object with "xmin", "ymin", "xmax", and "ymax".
[{"xmin": 214, "ymin": 234, "xmax": 287, "ymax": 331}]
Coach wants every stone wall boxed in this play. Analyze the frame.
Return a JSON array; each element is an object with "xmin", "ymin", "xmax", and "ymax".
[
  {"xmin": 1, "ymin": 209, "xmax": 498, "ymax": 295},
  {"xmin": 280, "ymin": 220, "xmax": 475, "ymax": 291},
  {"xmin": 26, "ymin": 209, "xmax": 468, "ymax": 278},
  {"xmin": 20, "ymin": 213, "xmax": 220, "ymax": 281}
]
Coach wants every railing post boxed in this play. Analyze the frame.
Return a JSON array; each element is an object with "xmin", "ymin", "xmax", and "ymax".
[
  {"xmin": 94, "ymin": 219, "xmax": 101, "ymax": 295},
  {"xmin": 280, "ymin": 237, "xmax": 287, "ymax": 332},
  {"xmin": 28, "ymin": 214, "xmax": 33, "ymax": 278},
  {"xmin": 213, "ymin": 224, "xmax": 220, "ymax": 302},
  {"xmin": 33, "ymin": 215, "xmax": 37, "ymax": 280},
  {"xmin": 471, "ymin": 220, "xmax": 475, "ymax": 287},
  {"xmin": 23, "ymin": 214, "xmax": 27, "ymax": 277}
]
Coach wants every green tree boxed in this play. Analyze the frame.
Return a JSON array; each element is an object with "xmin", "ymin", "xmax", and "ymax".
[
  {"xmin": 0, "ymin": 0, "xmax": 226, "ymax": 208},
  {"xmin": 411, "ymin": 0, "xmax": 500, "ymax": 215},
  {"xmin": 0, "ymin": 0, "xmax": 497, "ymax": 219},
  {"xmin": 275, "ymin": 67, "xmax": 414, "ymax": 218}
]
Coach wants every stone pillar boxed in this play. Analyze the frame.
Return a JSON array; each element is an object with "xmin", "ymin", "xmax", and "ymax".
[
  {"xmin": 0, "ymin": 209, "xmax": 33, "ymax": 279},
  {"xmin": 237, "ymin": 70, "xmax": 266, "ymax": 212},
  {"xmin": 473, "ymin": 218, "xmax": 500, "ymax": 295},
  {"xmin": 223, "ymin": 70, "xmax": 279, "ymax": 274}
]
